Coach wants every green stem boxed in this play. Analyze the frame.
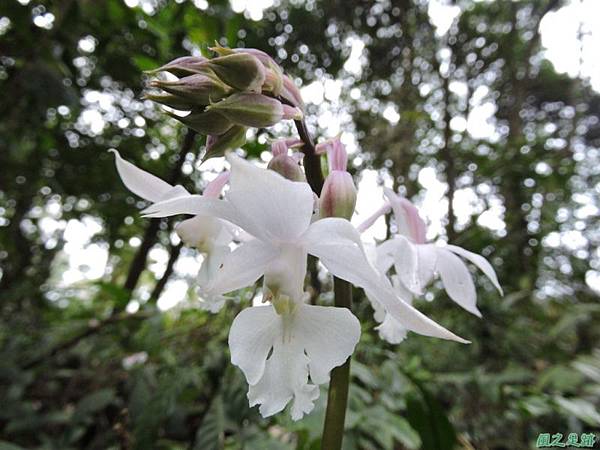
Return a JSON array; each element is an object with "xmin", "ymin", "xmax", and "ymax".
[{"xmin": 321, "ymin": 277, "xmax": 352, "ymax": 450}]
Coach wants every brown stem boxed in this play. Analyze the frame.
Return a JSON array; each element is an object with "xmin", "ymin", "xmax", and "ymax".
[
  {"xmin": 293, "ymin": 119, "xmax": 324, "ymax": 194},
  {"xmin": 21, "ymin": 312, "xmax": 151, "ymax": 370}
]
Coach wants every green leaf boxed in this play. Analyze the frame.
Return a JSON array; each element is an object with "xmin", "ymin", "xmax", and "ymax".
[
  {"xmin": 193, "ymin": 395, "xmax": 225, "ymax": 450},
  {"xmin": 75, "ymin": 388, "xmax": 116, "ymax": 419},
  {"xmin": 405, "ymin": 389, "xmax": 457, "ymax": 450}
]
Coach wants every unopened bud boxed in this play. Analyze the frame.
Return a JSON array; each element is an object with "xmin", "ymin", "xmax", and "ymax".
[
  {"xmin": 207, "ymin": 93, "xmax": 302, "ymax": 128},
  {"xmin": 146, "ymin": 56, "xmax": 208, "ymax": 77},
  {"xmin": 206, "ymin": 53, "xmax": 266, "ymax": 92},
  {"xmin": 167, "ymin": 110, "xmax": 234, "ymax": 135},
  {"xmin": 203, "ymin": 125, "xmax": 247, "ymax": 161},
  {"xmin": 262, "ymin": 61, "xmax": 284, "ymax": 96},
  {"xmin": 317, "ymin": 138, "xmax": 356, "ymax": 220},
  {"xmin": 281, "ymin": 75, "xmax": 304, "ymax": 110},
  {"xmin": 143, "ymin": 93, "xmax": 195, "ymax": 111},
  {"xmin": 151, "ymin": 73, "xmax": 231, "ymax": 106},
  {"xmin": 319, "ymin": 171, "xmax": 357, "ymax": 220},
  {"xmin": 268, "ymin": 154, "xmax": 305, "ymax": 181}
]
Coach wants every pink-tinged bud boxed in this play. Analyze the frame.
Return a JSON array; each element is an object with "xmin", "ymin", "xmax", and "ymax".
[
  {"xmin": 262, "ymin": 66, "xmax": 284, "ymax": 97},
  {"xmin": 151, "ymin": 73, "xmax": 231, "ymax": 106},
  {"xmin": 203, "ymin": 125, "xmax": 247, "ymax": 161},
  {"xmin": 383, "ymin": 189, "xmax": 427, "ymax": 244},
  {"xmin": 207, "ymin": 93, "xmax": 302, "ymax": 128},
  {"xmin": 146, "ymin": 56, "xmax": 208, "ymax": 77},
  {"xmin": 281, "ymin": 75, "xmax": 304, "ymax": 110},
  {"xmin": 268, "ymin": 154, "xmax": 305, "ymax": 182},
  {"xmin": 319, "ymin": 171, "xmax": 357, "ymax": 220},
  {"xmin": 203, "ymin": 171, "xmax": 230, "ymax": 198},
  {"xmin": 167, "ymin": 110, "xmax": 233, "ymax": 135},
  {"xmin": 315, "ymin": 137, "xmax": 348, "ymax": 171},
  {"xmin": 282, "ymin": 104, "xmax": 304, "ymax": 120},
  {"xmin": 271, "ymin": 138, "xmax": 303, "ymax": 157},
  {"xmin": 206, "ymin": 53, "xmax": 266, "ymax": 92}
]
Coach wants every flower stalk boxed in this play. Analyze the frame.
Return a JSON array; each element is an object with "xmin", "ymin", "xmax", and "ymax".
[{"xmin": 321, "ymin": 277, "xmax": 352, "ymax": 450}]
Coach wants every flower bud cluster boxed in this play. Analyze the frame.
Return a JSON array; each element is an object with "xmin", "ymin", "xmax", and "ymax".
[{"xmin": 145, "ymin": 46, "xmax": 304, "ymax": 160}]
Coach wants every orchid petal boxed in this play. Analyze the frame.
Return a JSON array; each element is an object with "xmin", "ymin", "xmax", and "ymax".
[
  {"xmin": 176, "ymin": 216, "xmax": 232, "ymax": 250},
  {"xmin": 294, "ymin": 304, "xmax": 361, "ymax": 384},
  {"xmin": 205, "ymin": 239, "xmax": 278, "ymax": 296},
  {"xmin": 436, "ymin": 248, "xmax": 481, "ymax": 317},
  {"xmin": 375, "ymin": 315, "xmax": 408, "ymax": 344},
  {"xmin": 416, "ymin": 244, "xmax": 438, "ymax": 289},
  {"xmin": 226, "ymin": 153, "xmax": 314, "ymax": 241},
  {"xmin": 383, "ymin": 189, "xmax": 426, "ymax": 244},
  {"xmin": 303, "ymin": 218, "xmax": 468, "ymax": 343},
  {"xmin": 195, "ymin": 245, "xmax": 232, "ymax": 313},
  {"xmin": 391, "ymin": 236, "xmax": 422, "ymax": 295},
  {"xmin": 229, "ymin": 305, "xmax": 280, "ymax": 385},
  {"xmin": 141, "ymin": 195, "xmax": 238, "ymax": 225},
  {"xmin": 248, "ymin": 336, "xmax": 319, "ymax": 420},
  {"xmin": 110, "ymin": 150, "xmax": 180, "ymax": 202},
  {"xmin": 446, "ymin": 244, "xmax": 503, "ymax": 295},
  {"xmin": 229, "ymin": 303, "xmax": 359, "ymax": 420}
]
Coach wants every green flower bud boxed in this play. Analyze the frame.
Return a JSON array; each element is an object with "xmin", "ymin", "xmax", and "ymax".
[
  {"xmin": 143, "ymin": 93, "xmax": 195, "ymax": 111},
  {"xmin": 206, "ymin": 53, "xmax": 266, "ymax": 92},
  {"xmin": 203, "ymin": 125, "xmax": 247, "ymax": 161},
  {"xmin": 151, "ymin": 73, "xmax": 231, "ymax": 106},
  {"xmin": 207, "ymin": 93, "xmax": 302, "ymax": 128},
  {"xmin": 167, "ymin": 110, "xmax": 234, "ymax": 135}
]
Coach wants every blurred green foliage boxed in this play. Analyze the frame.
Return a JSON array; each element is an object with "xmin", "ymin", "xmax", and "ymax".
[{"xmin": 1, "ymin": 0, "xmax": 599, "ymax": 449}]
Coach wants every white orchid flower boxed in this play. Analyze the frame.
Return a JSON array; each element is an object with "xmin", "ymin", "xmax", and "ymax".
[
  {"xmin": 110, "ymin": 150, "xmax": 233, "ymax": 312},
  {"xmin": 363, "ymin": 243, "xmax": 413, "ymax": 344},
  {"xmin": 141, "ymin": 153, "xmax": 467, "ymax": 419},
  {"xmin": 378, "ymin": 189, "xmax": 503, "ymax": 317}
]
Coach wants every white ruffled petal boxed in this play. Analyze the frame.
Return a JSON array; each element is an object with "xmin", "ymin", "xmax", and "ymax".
[
  {"xmin": 229, "ymin": 303, "xmax": 360, "ymax": 420},
  {"xmin": 110, "ymin": 150, "xmax": 175, "ymax": 202},
  {"xmin": 436, "ymin": 248, "xmax": 480, "ymax": 317},
  {"xmin": 293, "ymin": 304, "xmax": 361, "ymax": 385},
  {"xmin": 376, "ymin": 314, "xmax": 408, "ymax": 344},
  {"xmin": 247, "ymin": 335, "xmax": 319, "ymax": 420},
  {"xmin": 303, "ymin": 218, "xmax": 468, "ymax": 343},
  {"xmin": 226, "ymin": 153, "xmax": 314, "ymax": 242},
  {"xmin": 229, "ymin": 305, "xmax": 280, "ymax": 385},
  {"xmin": 205, "ymin": 239, "xmax": 278, "ymax": 296},
  {"xmin": 446, "ymin": 244, "xmax": 503, "ymax": 295}
]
